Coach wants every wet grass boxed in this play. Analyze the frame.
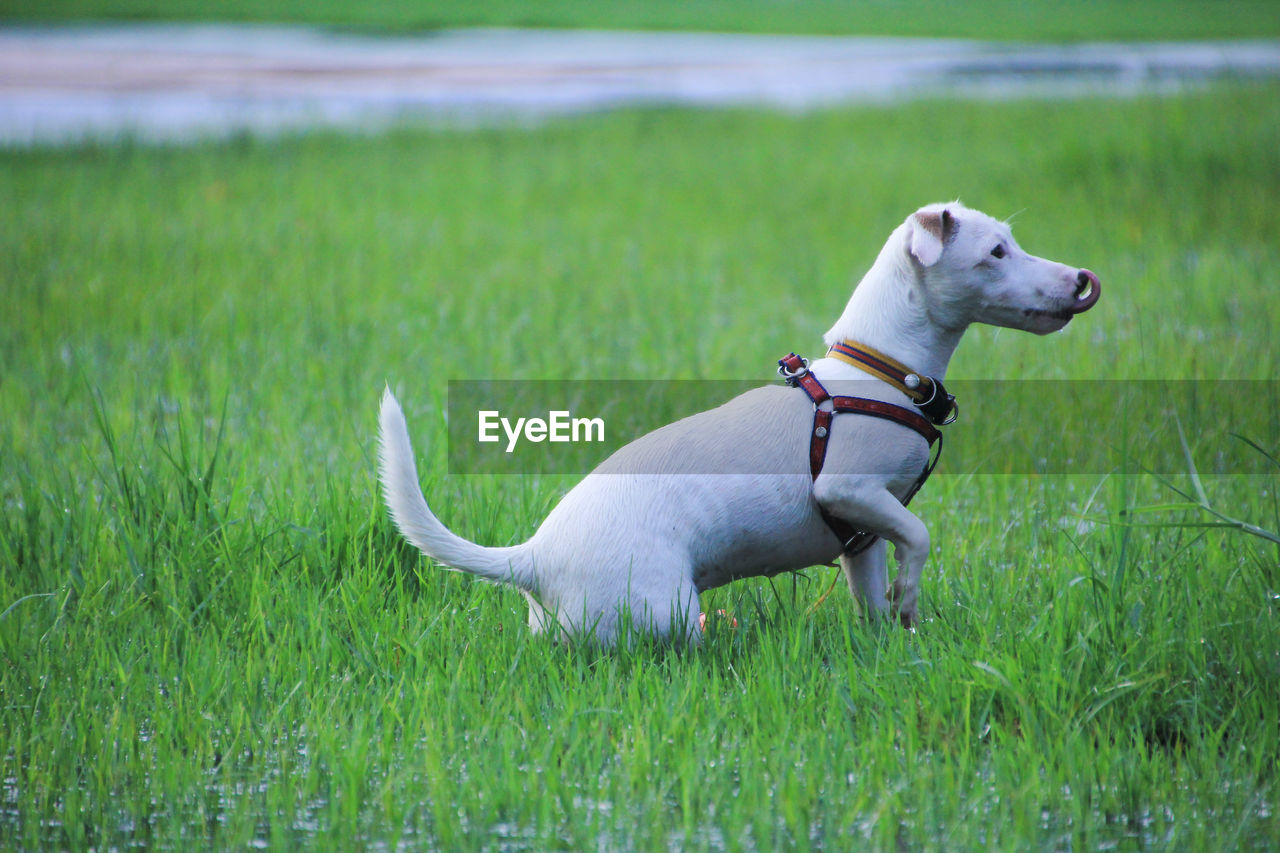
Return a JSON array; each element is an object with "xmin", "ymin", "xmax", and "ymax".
[
  {"xmin": 3, "ymin": 0, "xmax": 1280, "ymax": 40},
  {"xmin": 2, "ymin": 86, "xmax": 1279, "ymax": 849}
]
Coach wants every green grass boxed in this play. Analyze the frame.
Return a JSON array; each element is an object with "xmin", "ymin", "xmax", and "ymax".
[
  {"xmin": 3, "ymin": 86, "xmax": 1280, "ymax": 849},
  {"xmin": 4, "ymin": 0, "xmax": 1280, "ymax": 40}
]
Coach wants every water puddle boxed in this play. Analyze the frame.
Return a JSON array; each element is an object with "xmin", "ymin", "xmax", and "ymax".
[{"xmin": 1, "ymin": 25, "xmax": 1278, "ymax": 143}]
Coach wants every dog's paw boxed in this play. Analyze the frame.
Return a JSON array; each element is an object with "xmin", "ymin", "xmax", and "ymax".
[{"xmin": 888, "ymin": 580, "xmax": 919, "ymax": 629}]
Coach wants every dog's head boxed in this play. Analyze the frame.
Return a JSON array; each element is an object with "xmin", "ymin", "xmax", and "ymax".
[{"xmin": 904, "ymin": 202, "xmax": 1100, "ymax": 335}]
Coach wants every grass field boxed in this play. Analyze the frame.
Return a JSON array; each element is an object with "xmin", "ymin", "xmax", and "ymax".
[
  {"xmin": 4, "ymin": 0, "xmax": 1280, "ymax": 40},
  {"xmin": 3, "ymin": 84, "xmax": 1280, "ymax": 849}
]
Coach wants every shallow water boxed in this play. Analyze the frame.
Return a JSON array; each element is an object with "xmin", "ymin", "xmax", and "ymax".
[{"xmin": 1, "ymin": 25, "xmax": 1278, "ymax": 143}]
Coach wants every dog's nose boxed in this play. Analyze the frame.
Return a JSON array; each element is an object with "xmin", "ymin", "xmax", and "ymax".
[{"xmin": 1069, "ymin": 269, "xmax": 1101, "ymax": 314}]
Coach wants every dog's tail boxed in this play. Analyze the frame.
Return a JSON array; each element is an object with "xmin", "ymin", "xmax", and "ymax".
[{"xmin": 378, "ymin": 387, "xmax": 535, "ymax": 590}]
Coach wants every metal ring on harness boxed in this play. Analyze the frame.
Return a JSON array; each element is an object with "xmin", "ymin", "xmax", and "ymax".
[
  {"xmin": 777, "ymin": 356, "xmax": 810, "ymax": 382},
  {"xmin": 915, "ymin": 378, "xmax": 959, "ymax": 426}
]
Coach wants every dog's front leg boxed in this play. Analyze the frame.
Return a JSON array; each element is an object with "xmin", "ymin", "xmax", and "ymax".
[
  {"xmin": 814, "ymin": 479, "xmax": 930, "ymax": 628},
  {"xmin": 840, "ymin": 539, "xmax": 890, "ymax": 618}
]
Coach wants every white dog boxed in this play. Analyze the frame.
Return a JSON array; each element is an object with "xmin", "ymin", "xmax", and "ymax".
[{"xmin": 378, "ymin": 202, "xmax": 1100, "ymax": 645}]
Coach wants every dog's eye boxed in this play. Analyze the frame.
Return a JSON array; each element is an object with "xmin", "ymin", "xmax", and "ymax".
[{"xmin": 990, "ymin": 245, "xmax": 1006, "ymax": 259}]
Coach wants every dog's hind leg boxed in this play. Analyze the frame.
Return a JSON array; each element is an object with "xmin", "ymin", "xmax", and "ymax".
[
  {"xmin": 622, "ymin": 581, "xmax": 701, "ymax": 647},
  {"xmin": 524, "ymin": 592, "xmax": 551, "ymax": 636},
  {"xmin": 841, "ymin": 539, "xmax": 890, "ymax": 618},
  {"xmin": 669, "ymin": 582, "xmax": 703, "ymax": 647}
]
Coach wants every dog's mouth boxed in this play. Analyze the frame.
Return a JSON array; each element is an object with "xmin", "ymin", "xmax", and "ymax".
[
  {"xmin": 1023, "ymin": 269, "xmax": 1102, "ymax": 323},
  {"xmin": 1024, "ymin": 307, "xmax": 1075, "ymax": 324}
]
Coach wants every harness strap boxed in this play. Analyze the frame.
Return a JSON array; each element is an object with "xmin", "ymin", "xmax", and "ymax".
[{"xmin": 778, "ymin": 352, "xmax": 946, "ymax": 553}]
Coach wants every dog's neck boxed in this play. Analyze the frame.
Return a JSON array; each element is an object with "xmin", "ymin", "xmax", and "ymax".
[{"xmin": 823, "ymin": 226, "xmax": 964, "ymax": 381}]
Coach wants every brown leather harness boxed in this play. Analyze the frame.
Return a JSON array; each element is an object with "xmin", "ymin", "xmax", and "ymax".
[{"xmin": 778, "ymin": 350, "xmax": 953, "ymax": 554}]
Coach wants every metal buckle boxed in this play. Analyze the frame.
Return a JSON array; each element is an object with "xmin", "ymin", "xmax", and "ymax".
[
  {"xmin": 914, "ymin": 377, "xmax": 959, "ymax": 426},
  {"xmin": 777, "ymin": 355, "xmax": 810, "ymax": 384}
]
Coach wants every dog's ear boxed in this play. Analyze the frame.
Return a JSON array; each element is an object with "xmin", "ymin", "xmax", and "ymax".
[{"xmin": 908, "ymin": 208, "xmax": 954, "ymax": 267}]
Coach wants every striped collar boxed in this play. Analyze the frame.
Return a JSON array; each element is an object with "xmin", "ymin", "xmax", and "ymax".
[{"xmin": 826, "ymin": 339, "xmax": 958, "ymax": 425}]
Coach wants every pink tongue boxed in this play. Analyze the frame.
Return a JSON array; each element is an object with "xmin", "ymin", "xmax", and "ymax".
[{"xmin": 1070, "ymin": 269, "xmax": 1101, "ymax": 314}]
